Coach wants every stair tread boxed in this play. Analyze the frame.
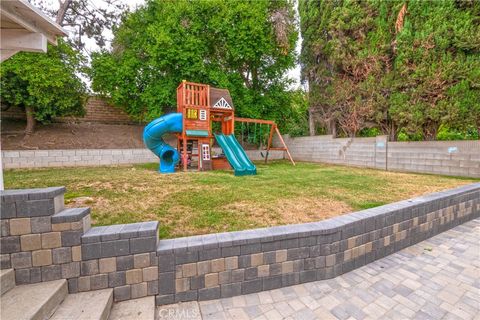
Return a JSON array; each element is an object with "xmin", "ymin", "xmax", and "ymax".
[
  {"xmin": 109, "ymin": 296, "xmax": 155, "ymax": 320},
  {"xmin": 0, "ymin": 279, "xmax": 67, "ymax": 320},
  {"xmin": 0, "ymin": 269, "xmax": 15, "ymax": 296},
  {"xmin": 50, "ymin": 288, "xmax": 113, "ymax": 320}
]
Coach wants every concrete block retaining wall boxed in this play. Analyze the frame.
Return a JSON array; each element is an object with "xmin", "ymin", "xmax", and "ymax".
[
  {"xmin": 1, "ymin": 184, "xmax": 479, "ymax": 305},
  {"xmin": 280, "ymin": 135, "xmax": 480, "ymax": 178},
  {"xmin": 1, "ymin": 149, "xmax": 284, "ymax": 169},
  {"xmin": 155, "ymin": 183, "xmax": 479, "ymax": 305},
  {"xmin": 3, "ymin": 137, "xmax": 478, "ymax": 178},
  {"xmin": 1, "ymin": 97, "xmax": 135, "ymax": 124},
  {"xmin": 2, "ymin": 149, "xmax": 157, "ymax": 169},
  {"xmin": 0, "ymin": 188, "xmax": 159, "ymax": 302}
]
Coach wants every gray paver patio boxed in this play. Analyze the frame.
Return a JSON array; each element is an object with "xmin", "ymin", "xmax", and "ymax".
[{"xmin": 157, "ymin": 219, "xmax": 480, "ymax": 320}]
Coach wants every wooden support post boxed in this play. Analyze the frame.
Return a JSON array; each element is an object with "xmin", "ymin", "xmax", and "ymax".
[
  {"xmin": 182, "ymin": 137, "xmax": 187, "ymax": 171},
  {"xmin": 265, "ymin": 124, "xmax": 275, "ymax": 164},
  {"xmin": 181, "ymin": 81, "xmax": 188, "ymax": 171},
  {"xmin": 275, "ymin": 126, "xmax": 295, "ymax": 166}
]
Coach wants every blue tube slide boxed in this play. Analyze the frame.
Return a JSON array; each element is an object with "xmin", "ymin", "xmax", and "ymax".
[{"xmin": 143, "ymin": 113, "xmax": 183, "ymax": 173}]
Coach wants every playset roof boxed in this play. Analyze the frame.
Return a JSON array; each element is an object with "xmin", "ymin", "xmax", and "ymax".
[{"xmin": 209, "ymin": 87, "xmax": 234, "ymax": 110}]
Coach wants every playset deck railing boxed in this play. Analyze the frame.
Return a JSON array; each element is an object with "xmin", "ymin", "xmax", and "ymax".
[{"xmin": 177, "ymin": 81, "xmax": 209, "ymax": 108}]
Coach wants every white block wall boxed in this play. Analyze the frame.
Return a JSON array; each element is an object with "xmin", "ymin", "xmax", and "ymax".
[
  {"xmin": 278, "ymin": 135, "xmax": 480, "ymax": 178},
  {"xmin": 2, "ymin": 149, "xmax": 157, "ymax": 169},
  {"xmin": 1, "ymin": 148, "xmax": 284, "ymax": 169},
  {"xmin": 2, "ymin": 138, "xmax": 479, "ymax": 178},
  {"xmin": 387, "ymin": 140, "xmax": 480, "ymax": 177}
]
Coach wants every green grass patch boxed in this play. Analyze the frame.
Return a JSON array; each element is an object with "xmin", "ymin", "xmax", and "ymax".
[{"xmin": 4, "ymin": 161, "xmax": 477, "ymax": 238}]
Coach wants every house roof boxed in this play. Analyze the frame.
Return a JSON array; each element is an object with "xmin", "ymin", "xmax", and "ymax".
[
  {"xmin": 1, "ymin": 0, "xmax": 67, "ymax": 43},
  {"xmin": 1, "ymin": 0, "xmax": 67, "ymax": 61}
]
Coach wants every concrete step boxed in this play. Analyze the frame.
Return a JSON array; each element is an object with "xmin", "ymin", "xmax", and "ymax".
[
  {"xmin": 0, "ymin": 279, "xmax": 67, "ymax": 320},
  {"xmin": 109, "ymin": 296, "xmax": 155, "ymax": 320},
  {"xmin": 50, "ymin": 289, "xmax": 113, "ymax": 320},
  {"xmin": 0, "ymin": 269, "xmax": 15, "ymax": 296}
]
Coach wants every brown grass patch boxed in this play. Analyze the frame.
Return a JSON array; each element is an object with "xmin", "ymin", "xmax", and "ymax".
[{"xmin": 222, "ymin": 196, "xmax": 352, "ymax": 226}]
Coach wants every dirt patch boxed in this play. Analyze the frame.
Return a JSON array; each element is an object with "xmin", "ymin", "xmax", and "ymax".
[
  {"xmin": 1, "ymin": 119, "xmax": 147, "ymax": 150},
  {"xmin": 68, "ymin": 196, "xmax": 95, "ymax": 206},
  {"xmin": 223, "ymin": 196, "xmax": 353, "ymax": 226}
]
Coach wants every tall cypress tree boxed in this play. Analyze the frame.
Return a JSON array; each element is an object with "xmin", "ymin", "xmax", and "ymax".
[{"xmin": 300, "ymin": 0, "xmax": 480, "ymax": 140}]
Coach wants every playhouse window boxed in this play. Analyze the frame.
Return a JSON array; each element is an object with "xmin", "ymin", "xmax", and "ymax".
[
  {"xmin": 213, "ymin": 97, "xmax": 232, "ymax": 109},
  {"xmin": 199, "ymin": 109, "xmax": 207, "ymax": 121},
  {"xmin": 202, "ymin": 144, "xmax": 211, "ymax": 160},
  {"xmin": 186, "ymin": 108, "xmax": 198, "ymax": 119}
]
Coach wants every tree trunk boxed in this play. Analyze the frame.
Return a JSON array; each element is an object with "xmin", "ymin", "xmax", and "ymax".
[
  {"xmin": 251, "ymin": 67, "xmax": 258, "ymax": 90},
  {"xmin": 25, "ymin": 106, "xmax": 36, "ymax": 135},
  {"xmin": 423, "ymin": 123, "xmax": 439, "ymax": 141},
  {"xmin": 308, "ymin": 108, "xmax": 315, "ymax": 136},
  {"xmin": 329, "ymin": 119, "xmax": 337, "ymax": 138},
  {"xmin": 56, "ymin": 0, "xmax": 72, "ymax": 25},
  {"xmin": 389, "ymin": 122, "xmax": 397, "ymax": 141}
]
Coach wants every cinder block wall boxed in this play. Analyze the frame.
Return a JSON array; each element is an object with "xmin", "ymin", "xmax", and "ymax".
[
  {"xmin": 279, "ymin": 135, "xmax": 382, "ymax": 169},
  {"xmin": 278, "ymin": 135, "xmax": 480, "ymax": 178},
  {"xmin": 1, "ymin": 183, "xmax": 479, "ymax": 304},
  {"xmin": 1, "ymin": 149, "xmax": 284, "ymax": 169},
  {"xmin": 3, "ymin": 135, "xmax": 478, "ymax": 178},
  {"xmin": 387, "ymin": 140, "xmax": 480, "ymax": 177},
  {"xmin": 2, "ymin": 149, "xmax": 157, "ymax": 169},
  {"xmin": 58, "ymin": 97, "xmax": 135, "ymax": 124},
  {"xmin": 1, "ymin": 97, "xmax": 135, "ymax": 124}
]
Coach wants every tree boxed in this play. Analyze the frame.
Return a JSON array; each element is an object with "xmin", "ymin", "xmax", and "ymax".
[
  {"xmin": 31, "ymin": 0, "xmax": 127, "ymax": 50},
  {"xmin": 91, "ymin": 0, "xmax": 302, "ymax": 131},
  {"xmin": 299, "ymin": 0, "xmax": 480, "ymax": 140},
  {"xmin": 1, "ymin": 40, "xmax": 87, "ymax": 135},
  {"xmin": 0, "ymin": 0, "xmax": 128, "ymax": 135}
]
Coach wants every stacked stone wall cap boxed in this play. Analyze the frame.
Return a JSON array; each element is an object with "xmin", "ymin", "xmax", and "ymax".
[{"xmin": 1, "ymin": 187, "xmax": 66, "ymax": 203}]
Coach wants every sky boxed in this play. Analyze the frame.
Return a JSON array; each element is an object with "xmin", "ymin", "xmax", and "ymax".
[{"xmin": 39, "ymin": 0, "xmax": 302, "ymax": 89}]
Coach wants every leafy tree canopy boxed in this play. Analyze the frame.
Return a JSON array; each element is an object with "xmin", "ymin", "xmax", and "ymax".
[
  {"xmin": 1, "ymin": 0, "xmax": 128, "ymax": 135},
  {"xmin": 300, "ymin": 0, "xmax": 480, "ymax": 140},
  {"xmin": 32, "ymin": 0, "xmax": 127, "ymax": 50},
  {"xmin": 91, "ymin": 0, "xmax": 304, "ymax": 132},
  {"xmin": 1, "ymin": 40, "xmax": 87, "ymax": 134}
]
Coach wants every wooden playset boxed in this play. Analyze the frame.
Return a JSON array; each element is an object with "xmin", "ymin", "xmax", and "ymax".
[{"xmin": 143, "ymin": 80, "xmax": 294, "ymax": 175}]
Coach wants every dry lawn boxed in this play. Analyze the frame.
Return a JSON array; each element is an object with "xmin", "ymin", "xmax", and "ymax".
[{"xmin": 4, "ymin": 161, "xmax": 477, "ymax": 238}]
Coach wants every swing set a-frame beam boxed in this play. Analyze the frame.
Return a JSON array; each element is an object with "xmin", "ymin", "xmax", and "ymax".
[{"xmin": 234, "ymin": 117, "xmax": 295, "ymax": 166}]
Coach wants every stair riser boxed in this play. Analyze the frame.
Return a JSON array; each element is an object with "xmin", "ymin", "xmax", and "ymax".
[
  {"xmin": 109, "ymin": 296, "xmax": 155, "ymax": 320},
  {"xmin": 100, "ymin": 292, "xmax": 114, "ymax": 320},
  {"xmin": 0, "ymin": 279, "xmax": 68, "ymax": 320},
  {"xmin": 0, "ymin": 269, "xmax": 15, "ymax": 296},
  {"xmin": 31, "ymin": 281, "xmax": 68, "ymax": 320},
  {"xmin": 50, "ymin": 288, "xmax": 113, "ymax": 320}
]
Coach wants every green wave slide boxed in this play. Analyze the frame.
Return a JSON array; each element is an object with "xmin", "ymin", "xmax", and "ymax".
[{"xmin": 215, "ymin": 134, "xmax": 257, "ymax": 176}]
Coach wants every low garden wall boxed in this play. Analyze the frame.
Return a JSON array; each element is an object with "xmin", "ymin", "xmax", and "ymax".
[
  {"xmin": 1, "ymin": 149, "xmax": 285, "ymax": 169},
  {"xmin": 0, "ymin": 187, "xmax": 159, "ymax": 301},
  {"xmin": 280, "ymin": 135, "xmax": 480, "ymax": 178},
  {"xmin": 2, "ymin": 136, "xmax": 478, "ymax": 178},
  {"xmin": 1, "ymin": 183, "xmax": 479, "ymax": 305},
  {"xmin": 2, "ymin": 149, "xmax": 158, "ymax": 168},
  {"xmin": 155, "ymin": 182, "xmax": 479, "ymax": 304}
]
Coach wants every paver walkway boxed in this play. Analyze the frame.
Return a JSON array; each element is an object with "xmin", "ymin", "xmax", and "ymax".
[{"xmin": 157, "ymin": 219, "xmax": 480, "ymax": 320}]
